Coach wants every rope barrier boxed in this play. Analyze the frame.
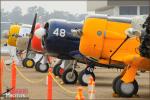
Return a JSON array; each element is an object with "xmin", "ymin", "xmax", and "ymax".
[
  {"xmin": 48, "ymin": 72, "xmax": 77, "ymax": 94},
  {"xmin": 14, "ymin": 65, "xmax": 79, "ymax": 94},
  {"xmin": 3, "ymin": 58, "xmax": 88, "ymax": 98},
  {"xmin": 15, "ymin": 66, "xmax": 47, "ymax": 84},
  {"xmin": 3, "ymin": 59, "xmax": 89, "ymax": 96},
  {"xmin": 2, "ymin": 59, "xmax": 89, "ymax": 98}
]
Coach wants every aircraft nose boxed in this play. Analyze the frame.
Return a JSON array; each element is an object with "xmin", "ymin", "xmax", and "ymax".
[{"xmin": 31, "ymin": 28, "xmax": 46, "ymax": 51}]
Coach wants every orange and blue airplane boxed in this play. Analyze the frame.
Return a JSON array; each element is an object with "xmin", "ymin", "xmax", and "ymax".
[{"xmin": 72, "ymin": 14, "xmax": 150, "ymax": 97}]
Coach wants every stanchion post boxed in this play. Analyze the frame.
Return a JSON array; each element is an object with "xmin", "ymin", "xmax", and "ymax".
[
  {"xmin": 0, "ymin": 58, "xmax": 4, "ymax": 95},
  {"xmin": 47, "ymin": 68, "xmax": 52, "ymax": 100},
  {"xmin": 11, "ymin": 60, "xmax": 16, "ymax": 100}
]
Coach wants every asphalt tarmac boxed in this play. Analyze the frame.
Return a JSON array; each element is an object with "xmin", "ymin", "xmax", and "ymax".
[{"xmin": 1, "ymin": 56, "xmax": 150, "ymax": 100}]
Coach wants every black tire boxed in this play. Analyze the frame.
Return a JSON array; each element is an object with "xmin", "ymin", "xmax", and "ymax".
[
  {"xmin": 36, "ymin": 63, "xmax": 49, "ymax": 73},
  {"xmin": 22, "ymin": 58, "xmax": 35, "ymax": 68},
  {"xmin": 116, "ymin": 79, "xmax": 139, "ymax": 97},
  {"xmin": 53, "ymin": 64, "xmax": 61, "ymax": 76},
  {"xmin": 112, "ymin": 76, "xmax": 121, "ymax": 93},
  {"xmin": 62, "ymin": 68, "xmax": 78, "ymax": 84},
  {"xmin": 22, "ymin": 58, "xmax": 28, "ymax": 67},
  {"xmin": 78, "ymin": 69, "xmax": 95, "ymax": 86},
  {"xmin": 6, "ymin": 63, "xmax": 11, "ymax": 66},
  {"xmin": 35, "ymin": 61, "xmax": 41, "ymax": 71}
]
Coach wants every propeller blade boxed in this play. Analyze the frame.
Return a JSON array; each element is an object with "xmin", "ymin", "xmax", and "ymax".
[
  {"xmin": 26, "ymin": 13, "xmax": 37, "ymax": 57},
  {"xmin": 30, "ymin": 13, "xmax": 37, "ymax": 36}
]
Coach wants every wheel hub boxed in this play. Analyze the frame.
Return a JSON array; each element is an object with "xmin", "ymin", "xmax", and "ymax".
[
  {"xmin": 39, "ymin": 64, "xmax": 47, "ymax": 71},
  {"xmin": 121, "ymin": 83, "xmax": 134, "ymax": 94},
  {"xmin": 66, "ymin": 72, "xmax": 75, "ymax": 82},
  {"xmin": 26, "ymin": 60, "xmax": 33, "ymax": 67},
  {"xmin": 82, "ymin": 74, "xmax": 91, "ymax": 84}
]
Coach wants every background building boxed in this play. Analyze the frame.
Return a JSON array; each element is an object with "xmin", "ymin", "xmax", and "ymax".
[{"xmin": 87, "ymin": 0, "xmax": 150, "ymax": 17}]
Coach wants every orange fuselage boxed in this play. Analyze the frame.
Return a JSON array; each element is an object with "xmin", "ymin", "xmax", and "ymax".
[{"xmin": 79, "ymin": 16, "xmax": 150, "ymax": 71}]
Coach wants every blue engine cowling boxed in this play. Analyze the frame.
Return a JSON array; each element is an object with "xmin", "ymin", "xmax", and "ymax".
[{"xmin": 43, "ymin": 19, "xmax": 84, "ymax": 60}]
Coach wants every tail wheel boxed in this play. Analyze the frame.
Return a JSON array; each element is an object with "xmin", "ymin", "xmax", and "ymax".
[
  {"xmin": 22, "ymin": 58, "xmax": 35, "ymax": 68},
  {"xmin": 78, "ymin": 69, "xmax": 95, "ymax": 86},
  {"xmin": 115, "ymin": 77, "xmax": 139, "ymax": 97},
  {"xmin": 35, "ymin": 63, "xmax": 49, "ymax": 73},
  {"xmin": 62, "ymin": 68, "xmax": 78, "ymax": 84}
]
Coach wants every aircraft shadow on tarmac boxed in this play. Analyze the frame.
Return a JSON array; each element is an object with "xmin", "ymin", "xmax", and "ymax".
[
  {"xmin": 95, "ymin": 83, "xmax": 112, "ymax": 87},
  {"xmin": 95, "ymin": 76, "xmax": 114, "ymax": 80}
]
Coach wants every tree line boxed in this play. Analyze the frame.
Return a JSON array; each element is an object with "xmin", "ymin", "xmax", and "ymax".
[{"xmin": 1, "ymin": 6, "xmax": 86, "ymax": 25}]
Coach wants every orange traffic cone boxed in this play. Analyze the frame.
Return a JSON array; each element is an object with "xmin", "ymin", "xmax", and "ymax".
[
  {"xmin": 88, "ymin": 77, "xmax": 96, "ymax": 99},
  {"xmin": 75, "ymin": 87, "xmax": 84, "ymax": 100}
]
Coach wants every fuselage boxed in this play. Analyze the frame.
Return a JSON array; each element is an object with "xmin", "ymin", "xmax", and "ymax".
[
  {"xmin": 43, "ymin": 20, "xmax": 83, "ymax": 60},
  {"xmin": 79, "ymin": 15, "xmax": 150, "ymax": 70}
]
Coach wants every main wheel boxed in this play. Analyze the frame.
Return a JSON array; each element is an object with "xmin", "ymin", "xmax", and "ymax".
[
  {"xmin": 115, "ymin": 78, "xmax": 139, "ymax": 97},
  {"xmin": 22, "ymin": 58, "xmax": 35, "ymax": 68},
  {"xmin": 53, "ymin": 64, "xmax": 61, "ymax": 76},
  {"xmin": 62, "ymin": 68, "xmax": 78, "ymax": 84},
  {"xmin": 22, "ymin": 58, "xmax": 28, "ymax": 67},
  {"xmin": 112, "ymin": 76, "xmax": 121, "ymax": 93},
  {"xmin": 78, "ymin": 69, "xmax": 95, "ymax": 86},
  {"xmin": 35, "ymin": 63, "xmax": 49, "ymax": 73}
]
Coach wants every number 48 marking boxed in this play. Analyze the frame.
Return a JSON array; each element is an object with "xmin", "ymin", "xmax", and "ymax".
[{"xmin": 53, "ymin": 28, "xmax": 66, "ymax": 37}]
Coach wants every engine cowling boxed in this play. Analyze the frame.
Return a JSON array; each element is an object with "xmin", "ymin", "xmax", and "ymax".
[
  {"xmin": 31, "ymin": 23, "xmax": 44, "ymax": 52},
  {"xmin": 42, "ymin": 19, "xmax": 83, "ymax": 59},
  {"xmin": 7, "ymin": 24, "xmax": 20, "ymax": 46}
]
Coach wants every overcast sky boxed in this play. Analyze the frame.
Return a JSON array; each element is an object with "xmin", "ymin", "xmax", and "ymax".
[{"xmin": 1, "ymin": 1, "xmax": 87, "ymax": 15}]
